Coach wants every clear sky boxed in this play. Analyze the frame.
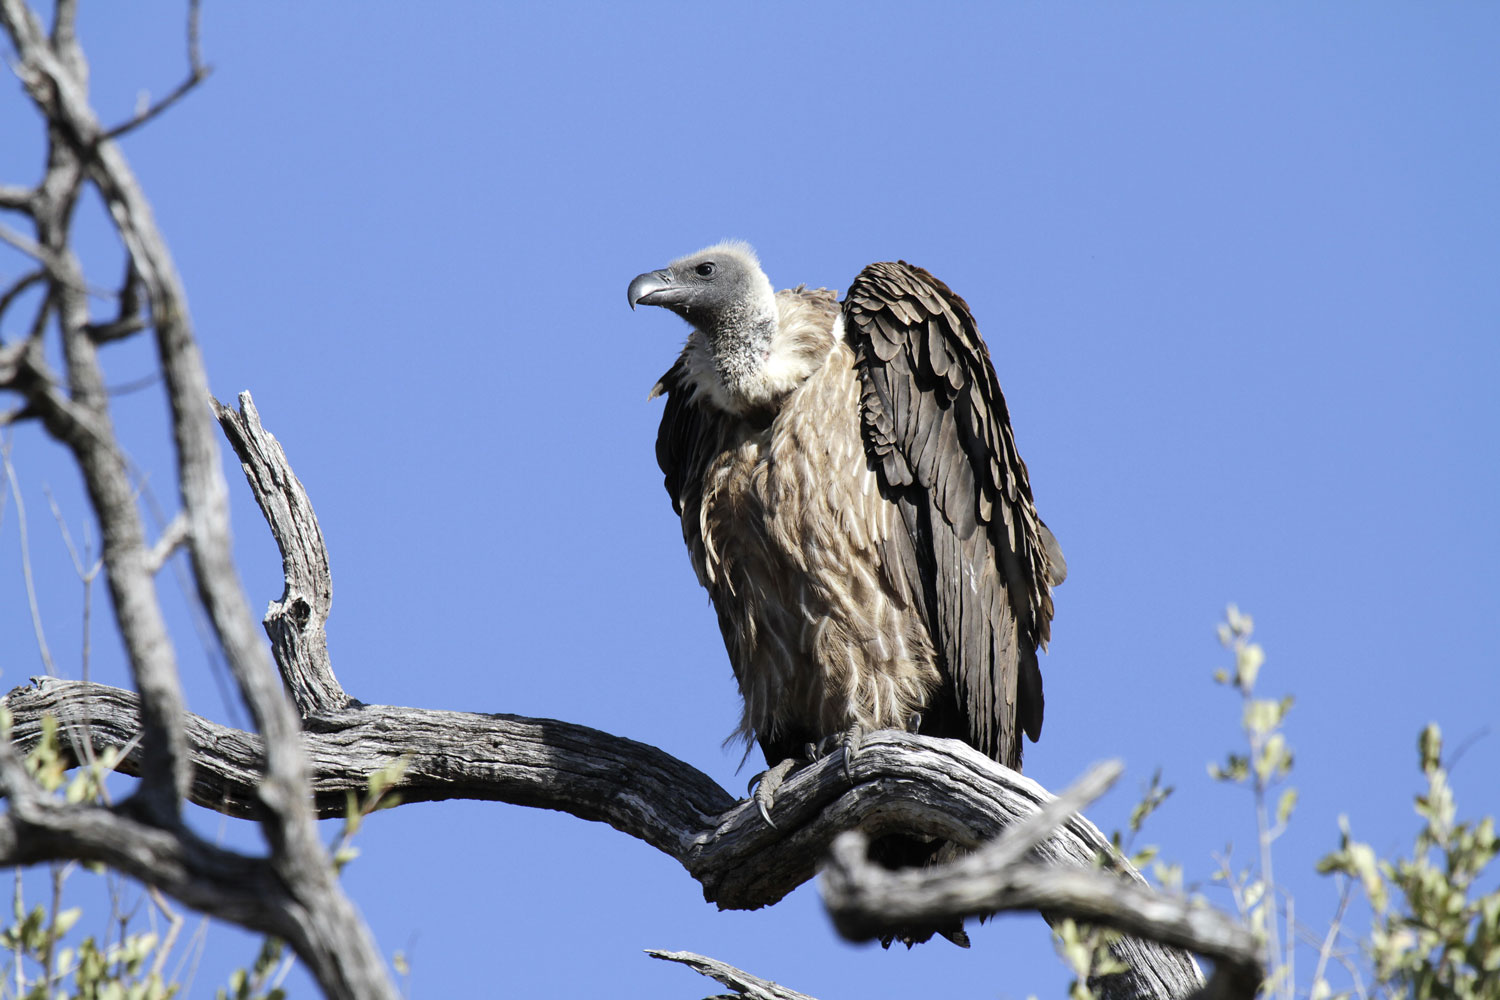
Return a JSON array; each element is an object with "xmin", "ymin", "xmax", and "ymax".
[{"xmin": 2, "ymin": 3, "xmax": 1497, "ymax": 998}]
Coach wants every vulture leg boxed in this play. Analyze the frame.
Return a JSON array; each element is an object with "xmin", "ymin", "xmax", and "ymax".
[
  {"xmin": 810, "ymin": 724, "xmax": 866, "ymax": 784},
  {"xmin": 748, "ymin": 758, "xmax": 801, "ymax": 828},
  {"xmin": 748, "ymin": 725, "xmax": 865, "ymax": 827}
]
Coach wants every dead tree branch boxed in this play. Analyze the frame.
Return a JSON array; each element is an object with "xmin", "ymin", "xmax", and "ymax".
[
  {"xmin": 214, "ymin": 392, "xmax": 349, "ymax": 713},
  {"xmin": 4, "ymin": 675, "xmax": 1209, "ymax": 1000},
  {"xmin": 822, "ymin": 764, "xmax": 1262, "ymax": 1000},
  {"xmin": 648, "ymin": 950, "xmax": 818, "ymax": 1000},
  {"xmin": 0, "ymin": 2, "xmax": 395, "ymax": 996}
]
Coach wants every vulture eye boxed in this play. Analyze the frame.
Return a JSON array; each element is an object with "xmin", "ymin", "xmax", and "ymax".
[{"xmin": 694, "ymin": 262, "xmax": 717, "ymax": 278}]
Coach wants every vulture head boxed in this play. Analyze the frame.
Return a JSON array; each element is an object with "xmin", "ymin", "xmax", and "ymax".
[
  {"xmin": 627, "ymin": 241, "xmax": 776, "ymax": 337},
  {"xmin": 631, "ymin": 241, "xmax": 834, "ymax": 415}
]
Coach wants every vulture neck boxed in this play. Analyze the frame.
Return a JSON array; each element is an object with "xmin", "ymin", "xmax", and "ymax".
[
  {"xmin": 706, "ymin": 314, "xmax": 776, "ymax": 400},
  {"xmin": 700, "ymin": 289, "xmax": 781, "ymax": 415}
]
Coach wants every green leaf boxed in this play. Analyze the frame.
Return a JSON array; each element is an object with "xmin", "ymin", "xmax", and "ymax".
[
  {"xmin": 1236, "ymin": 642, "xmax": 1264, "ymax": 692},
  {"xmin": 1419, "ymin": 723, "xmax": 1442, "ymax": 773},
  {"xmin": 1277, "ymin": 787, "xmax": 1298, "ymax": 826},
  {"xmin": 53, "ymin": 906, "xmax": 82, "ymax": 937}
]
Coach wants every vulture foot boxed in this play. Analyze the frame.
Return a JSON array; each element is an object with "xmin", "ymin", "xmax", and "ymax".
[
  {"xmin": 810, "ymin": 724, "xmax": 865, "ymax": 783},
  {"xmin": 748, "ymin": 726, "xmax": 866, "ymax": 828},
  {"xmin": 747, "ymin": 757, "xmax": 801, "ymax": 828}
]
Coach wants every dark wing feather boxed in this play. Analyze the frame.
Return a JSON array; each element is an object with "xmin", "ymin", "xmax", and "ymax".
[
  {"xmin": 651, "ymin": 357, "xmax": 731, "ymax": 524},
  {"xmin": 846, "ymin": 262, "xmax": 1062, "ymax": 770},
  {"xmin": 651, "ymin": 359, "xmax": 701, "ymax": 517}
]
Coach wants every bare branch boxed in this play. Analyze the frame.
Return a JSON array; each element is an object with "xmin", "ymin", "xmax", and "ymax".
[
  {"xmin": 214, "ymin": 391, "xmax": 349, "ymax": 713},
  {"xmin": 6, "ymin": 224, "xmax": 192, "ymax": 823},
  {"xmin": 0, "ymin": 735, "xmax": 346, "ymax": 979},
  {"xmin": 2, "ymin": 1, "xmax": 193, "ymax": 820},
  {"xmin": 821, "ymin": 761, "xmax": 1259, "ymax": 1000},
  {"xmin": 48, "ymin": 0, "xmax": 75, "ymax": 54},
  {"xmin": 186, "ymin": 0, "xmax": 203, "ymax": 72},
  {"xmin": 0, "ymin": 220, "xmax": 61, "ymax": 271},
  {"xmin": 101, "ymin": 0, "xmax": 208, "ymax": 141},
  {"xmin": 2, "ymin": 444, "xmax": 58, "ymax": 675},
  {"xmin": 0, "ymin": 268, "xmax": 45, "ymax": 327},
  {"xmin": 4, "ymin": 677, "xmax": 734, "ymax": 852},
  {"xmin": 821, "ymin": 760, "xmax": 1125, "ymax": 942},
  {"xmin": 144, "ymin": 511, "xmax": 189, "ymax": 574},
  {"xmin": 1, "ymin": 4, "xmax": 397, "ymax": 995},
  {"xmin": 647, "ymin": 951, "xmax": 818, "ymax": 1000},
  {"xmin": 82, "ymin": 257, "xmax": 145, "ymax": 344},
  {"xmin": 0, "ymin": 402, "xmax": 38, "ymax": 426},
  {"xmin": 102, "ymin": 68, "xmax": 211, "ymax": 142},
  {"xmin": 4, "ymin": 677, "xmax": 1204, "ymax": 999},
  {"xmin": 0, "ymin": 330, "xmax": 97, "ymax": 441},
  {"xmin": 86, "ymin": 317, "xmax": 146, "ymax": 343},
  {"xmin": 0, "ymin": 186, "xmax": 34, "ymax": 212}
]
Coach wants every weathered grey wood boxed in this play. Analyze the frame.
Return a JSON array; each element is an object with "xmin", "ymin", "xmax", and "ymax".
[
  {"xmin": 214, "ymin": 391, "xmax": 350, "ymax": 714},
  {"xmin": 5, "ymin": 676, "xmax": 1209, "ymax": 999},
  {"xmin": 647, "ymin": 950, "xmax": 818, "ymax": 1000},
  {"xmin": 0, "ymin": 3, "xmax": 396, "ymax": 997},
  {"xmin": 822, "ymin": 762, "xmax": 1256, "ymax": 1000}
]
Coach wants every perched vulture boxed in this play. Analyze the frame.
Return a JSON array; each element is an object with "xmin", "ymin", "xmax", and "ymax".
[{"xmin": 629, "ymin": 243, "xmax": 1065, "ymax": 942}]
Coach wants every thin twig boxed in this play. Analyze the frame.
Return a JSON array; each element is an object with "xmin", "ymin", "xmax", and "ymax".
[
  {"xmin": 85, "ymin": 316, "xmax": 147, "ymax": 344},
  {"xmin": 143, "ymin": 511, "xmax": 189, "ymax": 574},
  {"xmin": 1309, "ymin": 876, "xmax": 1354, "ymax": 996},
  {"xmin": 0, "ymin": 268, "xmax": 44, "ymax": 324},
  {"xmin": 43, "ymin": 862, "xmax": 64, "ymax": 990},
  {"xmin": 147, "ymin": 886, "xmax": 183, "ymax": 983},
  {"xmin": 42, "ymin": 482, "xmax": 89, "ymax": 577},
  {"xmin": 11, "ymin": 872, "xmax": 23, "ymax": 997},
  {"xmin": 186, "ymin": 0, "xmax": 202, "ymax": 72},
  {"xmin": 49, "ymin": 0, "xmax": 75, "ymax": 53},
  {"xmin": 647, "ymin": 950, "xmax": 818, "ymax": 1000},
  {"xmin": 2, "ymin": 442, "xmax": 58, "ymax": 675},
  {"xmin": 42, "ymin": 483, "xmax": 103, "ymax": 774},
  {"xmin": 102, "ymin": 370, "xmax": 162, "ymax": 396},
  {"xmin": 102, "ymin": 69, "xmax": 211, "ymax": 141},
  {"xmin": 101, "ymin": 0, "xmax": 210, "ymax": 142},
  {"xmin": 0, "ymin": 220, "xmax": 56, "ymax": 269},
  {"xmin": 0, "ymin": 186, "xmax": 34, "ymax": 212}
]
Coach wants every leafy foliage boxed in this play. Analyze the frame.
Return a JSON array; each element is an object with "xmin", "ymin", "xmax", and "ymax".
[
  {"xmin": 1062, "ymin": 606, "xmax": 1499, "ymax": 1000},
  {"xmin": 0, "ymin": 714, "xmax": 406, "ymax": 999},
  {"xmin": 1, "ymin": 713, "xmax": 178, "ymax": 1000},
  {"xmin": 1319, "ymin": 725, "xmax": 1500, "ymax": 999}
]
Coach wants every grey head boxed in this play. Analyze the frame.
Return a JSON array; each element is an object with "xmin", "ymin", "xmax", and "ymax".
[{"xmin": 627, "ymin": 241, "xmax": 776, "ymax": 338}]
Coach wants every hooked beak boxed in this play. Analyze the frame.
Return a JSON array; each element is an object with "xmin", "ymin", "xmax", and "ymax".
[{"xmin": 627, "ymin": 269, "xmax": 682, "ymax": 310}]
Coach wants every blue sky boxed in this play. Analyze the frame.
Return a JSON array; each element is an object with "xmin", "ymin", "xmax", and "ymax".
[{"xmin": 2, "ymin": 3, "xmax": 1497, "ymax": 997}]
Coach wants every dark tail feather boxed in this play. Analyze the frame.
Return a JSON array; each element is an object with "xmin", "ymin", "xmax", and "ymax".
[{"xmin": 868, "ymin": 834, "xmax": 971, "ymax": 948}]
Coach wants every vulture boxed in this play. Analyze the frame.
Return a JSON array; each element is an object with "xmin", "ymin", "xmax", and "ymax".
[{"xmin": 629, "ymin": 243, "xmax": 1065, "ymax": 943}]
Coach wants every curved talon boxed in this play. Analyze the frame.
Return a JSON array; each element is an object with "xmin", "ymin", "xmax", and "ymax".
[
  {"xmin": 757, "ymin": 796, "xmax": 776, "ymax": 828},
  {"xmin": 838, "ymin": 724, "xmax": 864, "ymax": 783},
  {"xmin": 752, "ymin": 757, "xmax": 800, "ymax": 829}
]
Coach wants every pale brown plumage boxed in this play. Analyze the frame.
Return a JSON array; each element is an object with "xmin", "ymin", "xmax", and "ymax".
[{"xmin": 635, "ymin": 243, "xmax": 1065, "ymax": 774}]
